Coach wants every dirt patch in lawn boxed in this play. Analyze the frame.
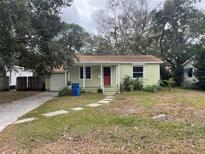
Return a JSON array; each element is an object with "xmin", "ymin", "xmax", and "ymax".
[
  {"xmin": 8, "ymin": 131, "xmax": 203, "ymax": 154},
  {"xmin": 16, "ymin": 134, "xmax": 131, "ymax": 154},
  {"xmin": 111, "ymin": 98, "xmax": 205, "ymax": 123},
  {"xmin": 0, "ymin": 91, "xmax": 39, "ymax": 104}
]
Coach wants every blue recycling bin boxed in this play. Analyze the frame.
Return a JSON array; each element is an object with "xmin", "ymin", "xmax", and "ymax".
[{"xmin": 72, "ymin": 83, "xmax": 80, "ymax": 96}]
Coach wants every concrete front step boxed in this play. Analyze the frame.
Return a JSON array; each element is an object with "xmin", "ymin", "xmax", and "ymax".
[{"xmin": 104, "ymin": 91, "xmax": 117, "ymax": 95}]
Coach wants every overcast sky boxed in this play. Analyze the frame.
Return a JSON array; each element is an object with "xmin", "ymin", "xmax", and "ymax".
[{"xmin": 61, "ymin": 0, "xmax": 205, "ymax": 33}]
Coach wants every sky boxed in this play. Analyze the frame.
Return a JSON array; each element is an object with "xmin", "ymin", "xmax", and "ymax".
[{"xmin": 61, "ymin": 0, "xmax": 205, "ymax": 33}]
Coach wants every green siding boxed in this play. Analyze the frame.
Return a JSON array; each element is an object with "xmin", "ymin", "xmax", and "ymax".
[
  {"xmin": 48, "ymin": 63, "xmax": 161, "ymax": 91},
  {"xmin": 120, "ymin": 64, "xmax": 132, "ymax": 83},
  {"xmin": 143, "ymin": 64, "xmax": 160, "ymax": 86},
  {"xmin": 119, "ymin": 64, "xmax": 160, "ymax": 86}
]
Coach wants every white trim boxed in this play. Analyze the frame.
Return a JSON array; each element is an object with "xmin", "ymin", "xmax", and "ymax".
[
  {"xmin": 182, "ymin": 56, "xmax": 195, "ymax": 66},
  {"xmin": 111, "ymin": 66, "xmax": 112, "ymax": 86},
  {"xmin": 118, "ymin": 64, "xmax": 121, "ymax": 92},
  {"xmin": 132, "ymin": 63, "xmax": 145, "ymax": 66},
  {"xmin": 115, "ymin": 65, "xmax": 118, "ymax": 86},
  {"xmin": 79, "ymin": 66, "xmax": 92, "ymax": 80},
  {"xmin": 76, "ymin": 61, "xmax": 163, "ymax": 64},
  {"xmin": 132, "ymin": 65, "xmax": 144, "ymax": 79},
  {"xmin": 64, "ymin": 70, "xmax": 67, "ymax": 86},
  {"xmin": 83, "ymin": 65, "xmax": 85, "ymax": 89},
  {"xmin": 100, "ymin": 65, "xmax": 103, "ymax": 90}
]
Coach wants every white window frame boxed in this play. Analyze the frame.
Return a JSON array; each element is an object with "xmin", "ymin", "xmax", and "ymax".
[
  {"xmin": 187, "ymin": 68, "xmax": 193, "ymax": 78},
  {"xmin": 132, "ymin": 66, "xmax": 144, "ymax": 79},
  {"xmin": 79, "ymin": 66, "xmax": 92, "ymax": 80}
]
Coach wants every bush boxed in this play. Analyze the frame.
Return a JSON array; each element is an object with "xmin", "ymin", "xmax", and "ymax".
[
  {"xmin": 58, "ymin": 87, "xmax": 71, "ymax": 97},
  {"xmin": 143, "ymin": 85, "xmax": 160, "ymax": 92},
  {"xmin": 182, "ymin": 82, "xmax": 199, "ymax": 90},
  {"xmin": 123, "ymin": 76, "xmax": 133, "ymax": 91},
  {"xmin": 133, "ymin": 78, "xmax": 143, "ymax": 91},
  {"xmin": 123, "ymin": 76, "xmax": 144, "ymax": 92},
  {"xmin": 164, "ymin": 77, "xmax": 175, "ymax": 91},
  {"xmin": 98, "ymin": 88, "xmax": 103, "ymax": 93}
]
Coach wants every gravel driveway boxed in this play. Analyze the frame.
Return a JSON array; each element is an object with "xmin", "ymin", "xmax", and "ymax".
[{"xmin": 0, "ymin": 92, "xmax": 57, "ymax": 132}]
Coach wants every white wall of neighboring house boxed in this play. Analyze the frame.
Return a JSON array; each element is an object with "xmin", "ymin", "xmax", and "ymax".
[
  {"xmin": 183, "ymin": 59, "xmax": 198, "ymax": 83},
  {"xmin": 6, "ymin": 66, "xmax": 33, "ymax": 86}
]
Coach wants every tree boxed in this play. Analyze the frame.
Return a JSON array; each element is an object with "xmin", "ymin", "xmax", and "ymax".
[
  {"xmin": 0, "ymin": 0, "xmax": 76, "ymax": 76},
  {"xmin": 96, "ymin": 0, "xmax": 151, "ymax": 55},
  {"xmin": 0, "ymin": 0, "xmax": 30, "ymax": 74},
  {"xmin": 60, "ymin": 23, "xmax": 90, "ymax": 53},
  {"xmin": 151, "ymin": 0, "xmax": 205, "ymax": 85},
  {"xmin": 194, "ymin": 48, "xmax": 205, "ymax": 89}
]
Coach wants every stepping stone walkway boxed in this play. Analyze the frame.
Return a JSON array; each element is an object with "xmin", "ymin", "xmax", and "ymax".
[
  {"xmin": 98, "ymin": 100, "xmax": 110, "ymax": 104},
  {"xmin": 103, "ymin": 98, "xmax": 114, "ymax": 101},
  {"xmin": 43, "ymin": 110, "xmax": 69, "ymax": 117},
  {"xmin": 106, "ymin": 96, "xmax": 115, "ymax": 99},
  {"xmin": 71, "ymin": 107, "xmax": 84, "ymax": 111},
  {"xmin": 15, "ymin": 118, "xmax": 35, "ymax": 124},
  {"xmin": 14, "ymin": 95, "xmax": 116, "ymax": 125},
  {"xmin": 86, "ymin": 103, "xmax": 102, "ymax": 107}
]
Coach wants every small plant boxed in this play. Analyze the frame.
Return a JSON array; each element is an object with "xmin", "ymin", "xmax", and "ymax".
[
  {"xmin": 123, "ymin": 76, "xmax": 133, "ymax": 91},
  {"xmin": 164, "ymin": 77, "xmax": 175, "ymax": 91},
  {"xmin": 143, "ymin": 85, "xmax": 160, "ymax": 92},
  {"xmin": 133, "ymin": 78, "xmax": 143, "ymax": 91},
  {"xmin": 67, "ymin": 81, "xmax": 71, "ymax": 86},
  {"xmin": 58, "ymin": 87, "xmax": 71, "ymax": 97},
  {"xmin": 182, "ymin": 82, "xmax": 199, "ymax": 90},
  {"xmin": 98, "ymin": 88, "xmax": 103, "ymax": 93}
]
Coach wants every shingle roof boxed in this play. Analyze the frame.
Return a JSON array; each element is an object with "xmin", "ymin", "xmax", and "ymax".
[
  {"xmin": 77, "ymin": 55, "xmax": 163, "ymax": 63},
  {"xmin": 52, "ymin": 55, "xmax": 163, "ymax": 73}
]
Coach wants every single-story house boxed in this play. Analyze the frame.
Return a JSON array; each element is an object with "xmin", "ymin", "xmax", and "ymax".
[
  {"xmin": 182, "ymin": 57, "xmax": 198, "ymax": 83},
  {"xmin": 6, "ymin": 66, "xmax": 33, "ymax": 88},
  {"xmin": 46, "ymin": 55, "xmax": 163, "ymax": 93}
]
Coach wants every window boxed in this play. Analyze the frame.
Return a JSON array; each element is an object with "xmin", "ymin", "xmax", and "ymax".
[
  {"xmin": 80, "ymin": 67, "xmax": 84, "ymax": 79},
  {"xmin": 188, "ymin": 68, "xmax": 193, "ymax": 78},
  {"xmin": 80, "ymin": 66, "xmax": 91, "ymax": 79},
  {"xmin": 133, "ymin": 66, "xmax": 144, "ymax": 78},
  {"xmin": 86, "ymin": 67, "xmax": 91, "ymax": 79}
]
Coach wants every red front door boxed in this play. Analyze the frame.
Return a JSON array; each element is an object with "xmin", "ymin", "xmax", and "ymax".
[{"xmin": 104, "ymin": 67, "xmax": 111, "ymax": 86}]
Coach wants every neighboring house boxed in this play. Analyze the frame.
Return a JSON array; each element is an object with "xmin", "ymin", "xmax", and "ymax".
[
  {"xmin": 46, "ymin": 55, "xmax": 163, "ymax": 93},
  {"xmin": 182, "ymin": 57, "xmax": 198, "ymax": 83},
  {"xmin": 6, "ymin": 66, "xmax": 33, "ymax": 88}
]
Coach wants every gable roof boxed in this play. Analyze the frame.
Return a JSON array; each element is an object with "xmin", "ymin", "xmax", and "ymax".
[
  {"xmin": 182, "ymin": 56, "xmax": 195, "ymax": 66},
  {"xmin": 77, "ymin": 55, "xmax": 163, "ymax": 64},
  {"xmin": 52, "ymin": 55, "xmax": 163, "ymax": 73}
]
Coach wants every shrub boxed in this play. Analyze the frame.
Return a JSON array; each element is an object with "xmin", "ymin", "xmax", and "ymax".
[
  {"xmin": 164, "ymin": 77, "xmax": 175, "ymax": 91},
  {"xmin": 182, "ymin": 82, "xmax": 199, "ymax": 90},
  {"xmin": 123, "ymin": 76, "xmax": 144, "ymax": 92},
  {"xmin": 98, "ymin": 88, "xmax": 103, "ymax": 93},
  {"xmin": 143, "ymin": 85, "xmax": 160, "ymax": 92},
  {"xmin": 123, "ymin": 76, "xmax": 133, "ymax": 91},
  {"xmin": 133, "ymin": 78, "xmax": 143, "ymax": 91},
  {"xmin": 58, "ymin": 87, "xmax": 71, "ymax": 97}
]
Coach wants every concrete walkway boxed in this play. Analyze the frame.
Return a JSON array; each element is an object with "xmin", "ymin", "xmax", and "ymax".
[{"xmin": 0, "ymin": 92, "xmax": 57, "ymax": 132}]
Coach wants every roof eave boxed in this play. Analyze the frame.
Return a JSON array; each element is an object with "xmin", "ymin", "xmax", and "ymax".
[{"xmin": 76, "ymin": 61, "xmax": 163, "ymax": 64}]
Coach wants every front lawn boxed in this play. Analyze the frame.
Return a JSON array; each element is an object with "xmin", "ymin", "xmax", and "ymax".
[{"xmin": 1, "ymin": 89, "xmax": 205, "ymax": 153}]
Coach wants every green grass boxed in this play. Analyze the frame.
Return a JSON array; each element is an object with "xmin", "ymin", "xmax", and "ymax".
[
  {"xmin": 1, "ymin": 89, "xmax": 205, "ymax": 153},
  {"xmin": 22, "ymin": 92, "xmax": 104, "ymax": 118}
]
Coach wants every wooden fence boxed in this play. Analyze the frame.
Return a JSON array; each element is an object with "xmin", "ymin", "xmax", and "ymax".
[
  {"xmin": 28, "ymin": 77, "xmax": 44, "ymax": 90},
  {"xmin": 0, "ymin": 77, "xmax": 9, "ymax": 91},
  {"xmin": 16, "ymin": 77, "xmax": 44, "ymax": 91},
  {"xmin": 16, "ymin": 77, "xmax": 28, "ymax": 91}
]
